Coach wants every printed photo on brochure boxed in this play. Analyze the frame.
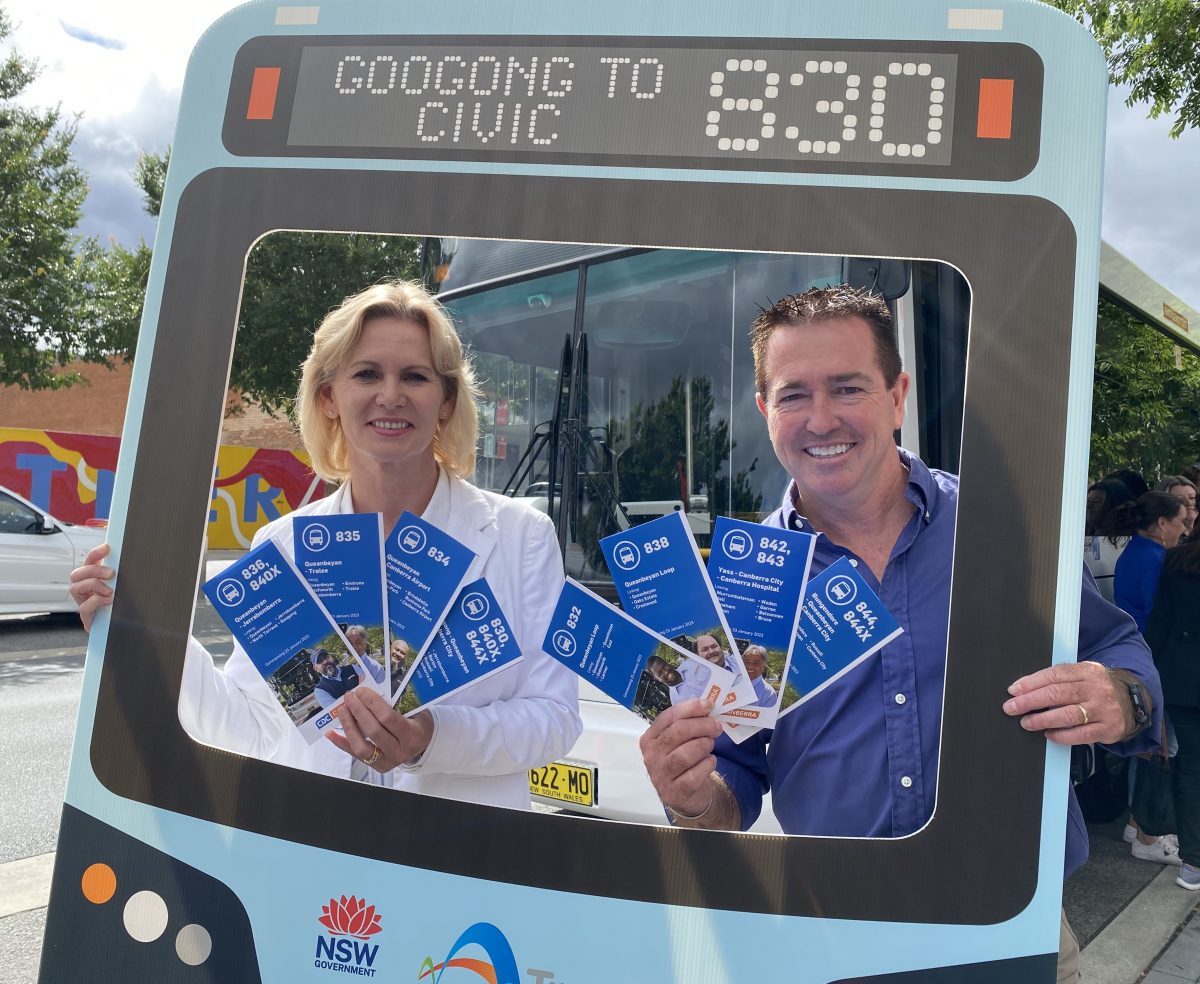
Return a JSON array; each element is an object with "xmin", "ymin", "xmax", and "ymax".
[
  {"xmin": 599, "ymin": 510, "xmax": 756, "ymax": 711},
  {"xmin": 202, "ymin": 537, "xmax": 387, "ymax": 744},
  {"xmin": 293, "ymin": 512, "xmax": 390, "ymax": 693},
  {"xmin": 544, "ymin": 578, "xmax": 736, "ymax": 724},
  {"xmin": 707, "ymin": 516, "xmax": 818, "ymax": 729}
]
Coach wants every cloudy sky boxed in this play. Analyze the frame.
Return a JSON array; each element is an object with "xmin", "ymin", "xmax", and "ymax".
[{"xmin": 4, "ymin": 0, "xmax": 1199, "ymax": 307}]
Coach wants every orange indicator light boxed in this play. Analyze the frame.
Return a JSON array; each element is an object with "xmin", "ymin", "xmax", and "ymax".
[
  {"xmin": 247, "ymin": 67, "xmax": 282, "ymax": 121},
  {"xmin": 977, "ymin": 78, "xmax": 1014, "ymax": 139}
]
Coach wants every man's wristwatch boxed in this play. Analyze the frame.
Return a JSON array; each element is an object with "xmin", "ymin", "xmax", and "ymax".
[{"xmin": 1123, "ymin": 679, "xmax": 1151, "ymax": 734}]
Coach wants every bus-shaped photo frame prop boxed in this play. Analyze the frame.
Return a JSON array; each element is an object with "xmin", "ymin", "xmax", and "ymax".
[{"xmin": 41, "ymin": 2, "xmax": 1105, "ymax": 981}]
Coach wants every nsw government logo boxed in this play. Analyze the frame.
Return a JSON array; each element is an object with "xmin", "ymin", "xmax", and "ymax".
[{"xmin": 314, "ymin": 895, "xmax": 383, "ymax": 977}]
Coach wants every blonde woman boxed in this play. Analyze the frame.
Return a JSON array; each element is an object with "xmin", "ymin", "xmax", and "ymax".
[{"xmin": 71, "ymin": 281, "xmax": 580, "ymax": 809}]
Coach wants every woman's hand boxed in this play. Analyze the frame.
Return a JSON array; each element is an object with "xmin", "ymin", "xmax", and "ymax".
[
  {"xmin": 69, "ymin": 544, "xmax": 116, "ymax": 632},
  {"xmin": 326, "ymin": 689, "xmax": 435, "ymax": 772}
]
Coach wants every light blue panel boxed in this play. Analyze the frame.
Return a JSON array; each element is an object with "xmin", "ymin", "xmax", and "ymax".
[{"xmin": 65, "ymin": 0, "xmax": 1105, "ymax": 978}]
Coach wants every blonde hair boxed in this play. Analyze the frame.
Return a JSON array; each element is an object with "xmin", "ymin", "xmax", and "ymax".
[{"xmin": 297, "ymin": 280, "xmax": 480, "ymax": 482}]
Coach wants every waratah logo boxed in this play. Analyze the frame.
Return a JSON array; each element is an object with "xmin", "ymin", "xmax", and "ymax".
[{"xmin": 319, "ymin": 895, "xmax": 382, "ymax": 939}]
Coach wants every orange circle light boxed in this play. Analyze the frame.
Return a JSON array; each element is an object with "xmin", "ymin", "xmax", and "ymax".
[{"xmin": 81, "ymin": 863, "xmax": 117, "ymax": 904}]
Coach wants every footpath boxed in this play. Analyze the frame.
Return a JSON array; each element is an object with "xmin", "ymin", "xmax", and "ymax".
[{"xmin": 1067, "ymin": 812, "xmax": 1200, "ymax": 983}]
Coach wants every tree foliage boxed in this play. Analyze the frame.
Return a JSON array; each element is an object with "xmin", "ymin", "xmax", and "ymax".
[
  {"xmin": 235, "ymin": 231, "xmax": 423, "ymax": 413},
  {"xmin": 1044, "ymin": 0, "xmax": 1200, "ymax": 136},
  {"xmin": 86, "ymin": 149, "xmax": 424, "ymax": 414},
  {"xmin": 0, "ymin": 5, "xmax": 92, "ymax": 389},
  {"xmin": 1089, "ymin": 297, "xmax": 1200, "ymax": 480}
]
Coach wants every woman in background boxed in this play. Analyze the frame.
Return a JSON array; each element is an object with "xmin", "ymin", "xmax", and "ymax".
[
  {"xmin": 1156, "ymin": 476, "xmax": 1197, "ymax": 542},
  {"xmin": 1112, "ymin": 492, "xmax": 1188, "ymax": 635},
  {"xmin": 1085, "ymin": 478, "xmax": 1136, "ymax": 604},
  {"xmin": 1112, "ymin": 491, "xmax": 1188, "ymax": 863}
]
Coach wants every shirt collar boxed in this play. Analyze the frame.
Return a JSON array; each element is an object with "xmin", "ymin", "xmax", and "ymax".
[
  {"xmin": 337, "ymin": 466, "xmax": 451, "ymax": 526},
  {"xmin": 780, "ymin": 446, "xmax": 936, "ymax": 533},
  {"xmin": 420, "ymin": 467, "xmax": 452, "ymax": 528}
]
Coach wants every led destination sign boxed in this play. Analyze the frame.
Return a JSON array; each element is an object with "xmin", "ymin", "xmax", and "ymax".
[
  {"xmin": 224, "ymin": 36, "xmax": 1042, "ymax": 179},
  {"xmin": 288, "ymin": 44, "xmax": 959, "ymax": 165}
]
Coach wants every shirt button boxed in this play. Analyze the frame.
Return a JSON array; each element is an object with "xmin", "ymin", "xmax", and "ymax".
[
  {"xmin": 849, "ymin": 558, "xmax": 859, "ymax": 567},
  {"xmin": 894, "ymin": 693, "xmax": 907, "ymax": 705},
  {"xmin": 900, "ymin": 776, "xmax": 913, "ymax": 788}
]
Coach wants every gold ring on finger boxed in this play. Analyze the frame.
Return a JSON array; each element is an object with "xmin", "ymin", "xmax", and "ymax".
[
  {"xmin": 361, "ymin": 743, "xmax": 381, "ymax": 767},
  {"xmin": 1077, "ymin": 703, "xmax": 1089, "ymax": 727}
]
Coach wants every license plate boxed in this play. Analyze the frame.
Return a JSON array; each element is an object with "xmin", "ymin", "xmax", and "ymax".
[{"xmin": 529, "ymin": 760, "xmax": 597, "ymax": 808}]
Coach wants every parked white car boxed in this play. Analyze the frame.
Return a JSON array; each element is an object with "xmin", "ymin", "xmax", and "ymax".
[{"xmin": 0, "ymin": 485, "xmax": 107, "ymax": 616}]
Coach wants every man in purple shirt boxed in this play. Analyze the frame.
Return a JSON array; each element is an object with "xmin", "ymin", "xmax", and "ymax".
[{"xmin": 638, "ymin": 285, "xmax": 1161, "ymax": 982}]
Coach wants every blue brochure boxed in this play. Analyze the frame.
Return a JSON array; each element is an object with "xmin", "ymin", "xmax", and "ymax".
[
  {"xmin": 543, "ymin": 579, "xmax": 735, "ymax": 724},
  {"xmin": 393, "ymin": 578, "xmax": 522, "ymax": 715},
  {"xmin": 384, "ymin": 512, "xmax": 476, "ymax": 703},
  {"xmin": 781, "ymin": 556, "xmax": 904, "ymax": 718},
  {"xmin": 600, "ymin": 511, "xmax": 756, "ymax": 712},
  {"xmin": 202, "ymin": 538, "xmax": 384, "ymax": 745},
  {"xmin": 293, "ymin": 513, "xmax": 389, "ymax": 691},
  {"xmin": 707, "ymin": 517, "xmax": 817, "ymax": 729}
]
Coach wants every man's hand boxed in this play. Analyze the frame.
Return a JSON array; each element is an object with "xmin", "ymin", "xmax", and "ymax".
[
  {"xmin": 1003, "ymin": 661, "xmax": 1139, "ymax": 745},
  {"xmin": 326, "ymin": 689, "xmax": 435, "ymax": 772},
  {"xmin": 639, "ymin": 699, "xmax": 731, "ymax": 825},
  {"xmin": 69, "ymin": 544, "xmax": 115, "ymax": 632}
]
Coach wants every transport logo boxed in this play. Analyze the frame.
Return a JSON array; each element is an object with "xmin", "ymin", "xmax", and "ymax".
[{"xmin": 418, "ymin": 922, "xmax": 520, "ymax": 984}]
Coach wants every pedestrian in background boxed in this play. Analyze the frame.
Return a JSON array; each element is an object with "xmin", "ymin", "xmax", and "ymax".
[{"xmin": 1147, "ymin": 535, "xmax": 1200, "ymax": 889}]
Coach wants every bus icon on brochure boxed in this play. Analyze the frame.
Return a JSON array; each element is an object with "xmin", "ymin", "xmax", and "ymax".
[
  {"xmin": 303, "ymin": 524, "xmax": 329, "ymax": 551},
  {"xmin": 552, "ymin": 631, "xmax": 576, "ymax": 658},
  {"xmin": 217, "ymin": 579, "xmax": 244, "ymax": 608},
  {"xmin": 398, "ymin": 526, "xmax": 426, "ymax": 554},
  {"xmin": 722, "ymin": 529, "xmax": 752, "ymax": 560},
  {"xmin": 462, "ymin": 593, "xmax": 490, "ymax": 620},
  {"xmin": 614, "ymin": 542, "xmax": 639, "ymax": 571},
  {"xmin": 826, "ymin": 575, "xmax": 858, "ymax": 607}
]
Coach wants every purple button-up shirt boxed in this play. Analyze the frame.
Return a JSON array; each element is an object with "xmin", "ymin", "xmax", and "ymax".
[{"xmin": 714, "ymin": 448, "xmax": 1162, "ymax": 878}]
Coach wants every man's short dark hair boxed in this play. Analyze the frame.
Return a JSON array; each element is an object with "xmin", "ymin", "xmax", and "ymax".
[{"xmin": 749, "ymin": 285, "xmax": 902, "ymax": 395}]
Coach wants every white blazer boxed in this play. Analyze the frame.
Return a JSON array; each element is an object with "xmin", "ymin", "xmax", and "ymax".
[{"xmin": 180, "ymin": 474, "xmax": 581, "ymax": 810}]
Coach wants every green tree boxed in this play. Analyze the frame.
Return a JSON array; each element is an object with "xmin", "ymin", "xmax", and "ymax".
[
  {"xmin": 0, "ymin": 5, "xmax": 93, "ymax": 389},
  {"xmin": 72, "ymin": 150, "xmax": 170, "ymax": 366},
  {"xmin": 90, "ymin": 148, "xmax": 425, "ymax": 413},
  {"xmin": 1089, "ymin": 296, "xmax": 1200, "ymax": 479},
  {"xmin": 1044, "ymin": 0, "xmax": 1200, "ymax": 136}
]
